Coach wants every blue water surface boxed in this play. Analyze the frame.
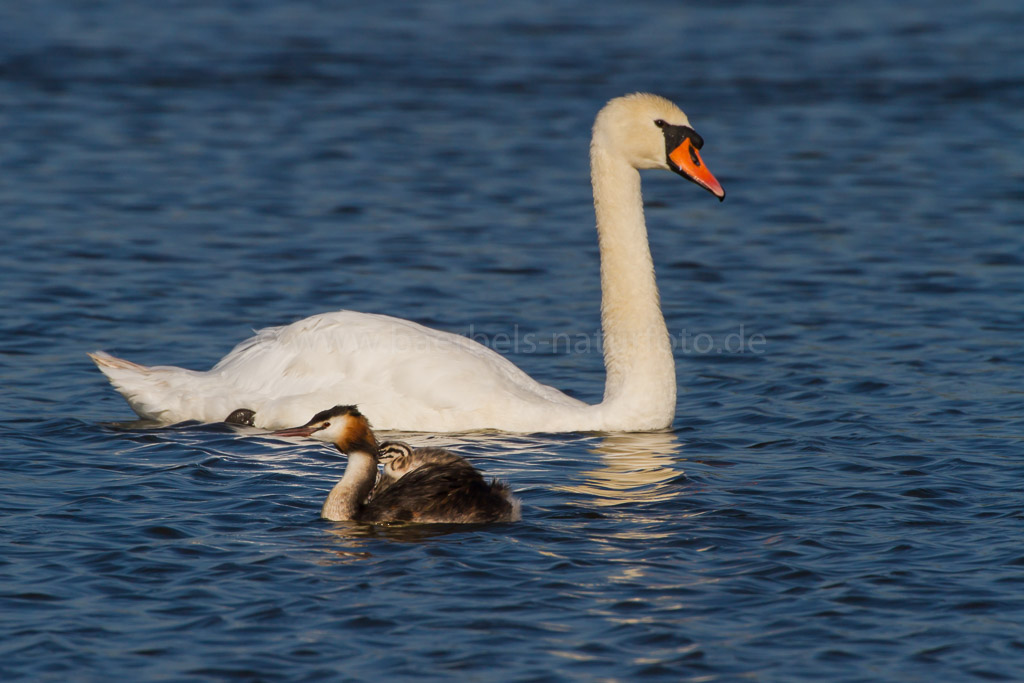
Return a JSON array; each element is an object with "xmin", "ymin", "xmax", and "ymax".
[{"xmin": 2, "ymin": 1, "xmax": 1024, "ymax": 680}]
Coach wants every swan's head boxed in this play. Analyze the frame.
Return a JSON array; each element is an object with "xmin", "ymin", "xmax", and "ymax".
[
  {"xmin": 271, "ymin": 404, "xmax": 379, "ymax": 455},
  {"xmin": 593, "ymin": 93, "xmax": 724, "ymax": 200}
]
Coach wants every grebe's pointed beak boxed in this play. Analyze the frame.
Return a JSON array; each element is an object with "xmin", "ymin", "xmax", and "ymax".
[
  {"xmin": 669, "ymin": 138, "xmax": 725, "ymax": 201},
  {"xmin": 271, "ymin": 425, "xmax": 319, "ymax": 438}
]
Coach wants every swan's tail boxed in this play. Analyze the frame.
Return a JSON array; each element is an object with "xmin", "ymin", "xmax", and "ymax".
[
  {"xmin": 88, "ymin": 351, "xmax": 149, "ymax": 374},
  {"xmin": 88, "ymin": 351, "xmax": 236, "ymax": 424}
]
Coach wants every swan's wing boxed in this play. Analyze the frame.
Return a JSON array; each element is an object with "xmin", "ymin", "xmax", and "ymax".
[{"xmin": 210, "ymin": 311, "xmax": 584, "ymax": 429}]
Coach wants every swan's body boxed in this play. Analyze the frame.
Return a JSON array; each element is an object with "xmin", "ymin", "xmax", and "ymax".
[
  {"xmin": 90, "ymin": 93, "xmax": 724, "ymax": 433},
  {"xmin": 273, "ymin": 405, "xmax": 520, "ymax": 524}
]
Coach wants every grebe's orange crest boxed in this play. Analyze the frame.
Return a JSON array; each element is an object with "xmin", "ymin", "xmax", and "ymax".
[{"xmin": 335, "ymin": 410, "xmax": 378, "ymax": 454}]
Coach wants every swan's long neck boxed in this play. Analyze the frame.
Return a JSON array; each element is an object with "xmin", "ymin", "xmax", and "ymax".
[
  {"xmin": 591, "ymin": 145, "xmax": 675, "ymax": 427},
  {"xmin": 321, "ymin": 450, "xmax": 379, "ymax": 521}
]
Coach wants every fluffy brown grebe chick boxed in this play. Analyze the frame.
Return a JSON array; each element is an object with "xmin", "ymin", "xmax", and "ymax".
[
  {"xmin": 272, "ymin": 406, "xmax": 520, "ymax": 524},
  {"xmin": 377, "ymin": 441, "xmax": 471, "ymax": 486}
]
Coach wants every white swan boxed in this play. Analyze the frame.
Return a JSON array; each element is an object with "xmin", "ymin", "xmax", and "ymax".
[{"xmin": 90, "ymin": 93, "xmax": 724, "ymax": 432}]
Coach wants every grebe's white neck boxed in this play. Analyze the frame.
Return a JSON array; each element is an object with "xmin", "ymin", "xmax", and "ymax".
[
  {"xmin": 321, "ymin": 449, "xmax": 378, "ymax": 522},
  {"xmin": 269, "ymin": 405, "xmax": 382, "ymax": 520}
]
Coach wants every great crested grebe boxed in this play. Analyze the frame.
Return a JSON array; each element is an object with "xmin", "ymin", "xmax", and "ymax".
[
  {"xmin": 272, "ymin": 405, "xmax": 520, "ymax": 524},
  {"xmin": 90, "ymin": 93, "xmax": 725, "ymax": 433}
]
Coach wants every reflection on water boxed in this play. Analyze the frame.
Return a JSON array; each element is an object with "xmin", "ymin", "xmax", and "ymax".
[
  {"xmin": 372, "ymin": 429, "xmax": 564, "ymax": 456},
  {"xmin": 313, "ymin": 530, "xmax": 375, "ymax": 564},
  {"xmin": 554, "ymin": 431, "xmax": 685, "ymax": 507},
  {"xmin": 100, "ymin": 420, "xmax": 689, "ymax": 530},
  {"xmin": 321, "ymin": 519, "xmax": 505, "ymax": 548}
]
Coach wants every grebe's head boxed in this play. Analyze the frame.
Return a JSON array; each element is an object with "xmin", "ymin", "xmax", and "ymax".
[
  {"xmin": 593, "ymin": 92, "xmax": 724, "ymax": 200},
  {"xmin": 271, "ymin": 405, "xmax": 378, "ymax": 454}
]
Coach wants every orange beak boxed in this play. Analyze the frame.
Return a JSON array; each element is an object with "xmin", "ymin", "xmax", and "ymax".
[{"xmin": 669, "ymin": 138, "xmax": 725, "ymax": 201}]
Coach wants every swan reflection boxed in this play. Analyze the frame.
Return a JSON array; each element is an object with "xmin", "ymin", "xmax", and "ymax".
[{"xmin": 553, "ymin": 431, "xmax": 685, "ymax": 507}]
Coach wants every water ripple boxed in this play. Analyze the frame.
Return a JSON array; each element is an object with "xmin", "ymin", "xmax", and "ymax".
[{"xmin": 2, "ymin": 0, "xmax": 1024, "ymax": 680}]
